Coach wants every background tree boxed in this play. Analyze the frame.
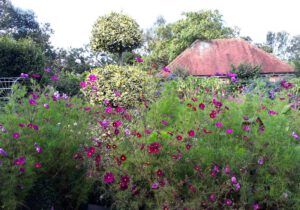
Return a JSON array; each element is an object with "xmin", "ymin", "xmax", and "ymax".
[
  {"xmin": 0, "ymin": 0, "xmax": 55, "ymax": 69},
  {"xmin": 145, "ymin": 10, "xmax": 237, "ymax": 68},
  {"xmin": 90, "ymin": 12, "xmax": 143, "ymax": 65},
  {"xmin": 0, "ymin": 36, "xmax": 45, "ymax": 77}
]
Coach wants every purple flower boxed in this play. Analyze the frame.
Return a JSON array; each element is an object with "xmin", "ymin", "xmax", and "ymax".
[
  {"xmin": 135, "ymin": 57, "xmax": 144, "ymax": 63},
  {"xmin": 14, "ymin": 156, "xmax": 26, "ymax": 165},
  {"xmin": 103, "ymin": 172, "xmax": 115, "ymax": 184},
  {"xmin": 80, "ymin": 82, "xmax": 87, "ymax": 88},
  {"xmin": 223, "ymin": 164, "xmax": 231, "ymax": 174},
  {"xmin": 44, "ymin": 67, "xmax": 52, "ymax": 72},
  {"xmin": 268, "ymin": 110, "xmax": 278, "ymax": 116},
  {"xmin": 234, "ymin": 182, "xmax": 241, "ymax": 191},
  {"xmin": 44, "ymin": 103, "xmax": 49, "ymax": 109},
  {"xmin": 252, "ymin": 203, "xmax": 261, "ymax": 210},
  {"xmin": 292, "ymin": 132, "xmax": 299, "ymax": 140},
  {"xmin": 99, "ymin": 119, "xmax": 110, "ymax": 128},
  {"xmin": 125, "ymin": 128, "xmax": 131, "ymax": 136},
  {"xmin": 103, "ymin": 99, "xmax": 109, "ymax": 105},
  {"xmin": 34, "ymin": 143, "xmax": 43, "ymax": 153},
  {"xmin": 51, "ymin": 75, "xmax": 60, "ymax": 81},
  {"xmin": 89, "ymin": 74, "xmax": 97, "ymax": 82},
  {"xmin": 208, "ymin": 193, "xmax": 216, "ymax": 202},
  {"xmin": 227, "ymin": 73, "xmax": 237, "ymax": 77},
  {"xmin": 224, "ymin": 199, "xmax": 232, "ymax": 206},
  {"xmin": 20, "ymin": 73, "xmax": 29, "ymax": 78},
  {"xmin": 215, "ymin": 122, "xmax": 223, "ymax": 128},
  {"xmin": 105, "ymin": 107, "xmax": 113, "ymax": 113},
  {"xmin": 231, "ymin": 176, "xmax": 238, "ymax": 184},
  {"xmin": 243, "ymin": 125, "xmax": 251, "ymax": 132},
  {"xmin": 29, "ymin": 98, "xmax": 37, "ymax": 106},
  {"xmin": 258, "ymin": 158, "xmax": 264, "ymax": 165},
  {"xmin": 151, "ymin": 182, "xmax": 159, "ymax": 190},
  {"xmin": 13, "ymin": 132, "xmax": 20, "ymax": 139},
  {"xmin": 114, "ymin": 90, "xmax": 121, "ymax": 97},
  {"xmin": 162, "ymin": 66, "xmax": 171, "ymax": 73},
  {"xmin": 0, "ymin": 148, "xmax": 8, "ymax": 157},
  {"xmin": 161, "ymin": 120, "xmax": 168, "ymax": 126},
  {"xmin": 226, "ymin": 129, "xmax": 233, "ymax": 134}
]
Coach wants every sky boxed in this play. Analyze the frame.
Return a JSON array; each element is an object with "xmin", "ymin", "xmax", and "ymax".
[{"xmin": 10, "ymin": 0, "xmax": 300, "ymax": 49}]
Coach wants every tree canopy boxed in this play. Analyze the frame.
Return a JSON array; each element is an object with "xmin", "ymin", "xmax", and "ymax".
[
  {"xmin": 90, "ymin": 12, "xmax": 143, "ymax": 64},
  {"xmin": 145, "ymin": 10, "xmax": 237, "ymax": 67}
]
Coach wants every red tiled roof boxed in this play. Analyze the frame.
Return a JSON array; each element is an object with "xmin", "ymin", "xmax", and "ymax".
[{"xmin": 162, "ymin": 39, "xmax": 294, "ymax": 76}]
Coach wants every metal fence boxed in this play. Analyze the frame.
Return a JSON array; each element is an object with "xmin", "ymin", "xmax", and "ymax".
[{"xmin": 0, "ymin": 77, "xmax": 21, "ymax": 107}]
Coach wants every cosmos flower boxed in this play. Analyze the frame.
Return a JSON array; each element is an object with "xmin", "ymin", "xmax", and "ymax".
[
  {"xmin": 0, "ymin": 148, "xmax": 8, "ymax": 157},
  {"xmin": 80, "ymin": 82, "xmax": 87, "ymax": 88},
  {"xmin": 51, "ymin": 75, "xmax": 60, "ymax": 81},
  {"xmin": 148, "ymin": 142, "xmax": 161, "ymax": 154},
  {"xmin": 20, "ymin": 73, "xmax": 29, "ymax": 78},
  {"xmin": 103, "ymin": 172, "xmax": 115, "ymax": 184},
  {"xmin": 89, "ymin": 74, "xmax": 97, "ymax": 82},
  {"xmin": 292, "ymin": 132, "xmax": 299, "ymax": 139},
  {"xmin": 135, "ymin": 57, "xmax": 144, "ymax": 63},
  {"xmin": 13, "ymin": 132, "xmax": 20, "ymax": 139},
  {"xmin": 188, "ymin": 130, "xmax": 195, "ymax": 137}
]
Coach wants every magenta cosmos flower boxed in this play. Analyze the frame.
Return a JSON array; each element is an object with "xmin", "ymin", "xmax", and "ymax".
[
  {"xmin": 215, "ymin": 122, "xmax": 223, "ymax": 127},
  {"xmin": 135, "ymin": 57, "xmax": 144, "ymax": 63},
  {"xmin": 50, "ymin": 75, "xmax": 59, "ymax": 81},
  {"xmin": 29, "ymin": 98, "xmax": 37, "ymax": 106},
  {"xmin": 148, "ymin": 142, "xmax": 162, "ymax": 154},
  {"xmin": 13, "ymin": 132, "xmax": 20, "ymax": 139},
  {"xmin": 89, "ymin": 74, "xmax": 97, "ymax": 82},
  {"xmin": 226, "ymin": 129, "xmax": 233, "ymax": 134},
  {"xmin": 188, "ymin": 130, "xmax": 195, "ymax": 137},
  {"xmin": 103, "ymin": 172, "xmax": 115, "ymax": 184},
  {"xmin": 80, "ymin": 81, "xmax": 87, "ymax": 88}
]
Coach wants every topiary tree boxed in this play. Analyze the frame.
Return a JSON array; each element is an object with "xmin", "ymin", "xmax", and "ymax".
[{"xmin": 90, "ymin": 12, "xmax": 143, "ymax": 65}]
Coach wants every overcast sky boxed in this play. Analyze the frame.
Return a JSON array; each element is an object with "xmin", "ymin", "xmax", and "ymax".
[{"xmin": 10, "ymin": 0, "xmax": 300, "ymax": 49}]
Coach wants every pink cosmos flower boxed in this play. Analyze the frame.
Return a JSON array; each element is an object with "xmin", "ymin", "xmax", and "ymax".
[
  {"xmin": 188, "ymin": 130, "xmax": 195, "ymax": 137},
  {"xmin": 135, "ymin": 57, "xmax": 144, "ymax": 63},
  {"xmin": 199, "ymin": 103, "xmax": 206, "ymax": 110},
  {"xmin": 80, "ymin": 82, "xmax": 87, "ymax": 88},
  {"xmin": 223, "ymin": 164, "xmax": 231, "ymax": 174},
  {"xmin": 258, "ymin": 158, "xmax": 264, "ymax": 165},
  {"xmin": 29, "ymin": 98, "xmax": 37, "ymax": 106},
  {"xmin": 31, "ymin": 73, "xmax": 41, "ymax": 78},
  {"xmin": 105, "ymin": 107, "xmax": 113, "ymax": 113},
  {"xmin": 114, "ymin": 90, "xmax": 121, "ymax": 97},
  {"xmin": 99, "ymin": 119, "xmax": 110, "ymax": 128},
  {"xmin": 44, "ymin": 67, "xmax": 51, "ymax": 72},
  {"xmin": 0, "ymin": 148, "xmax": 8, "ymax": 157},
  {"xmin": 161, "ymin": 120, "xmax": 168, "ymax": 125},
  {"xmin": 292, "ymin": 131, "xmax": 299, "ymax": 139},
  {"xmin": 252, "ymin": 203, "xmax": 261, "ymax": 210},
  {"xmin": 13, "ymin": 132, "xmax": 20, "ymax": 139},
  {"xmin": 34, "ymin": 162, "xmax": 42, "ymax": 168},
  {"xmin": 112, "ymin": 120, "xmax": 122, "ymax": 128},
  {"xmin": 89, "ymin": 74, "xmax": 97, "ymax": 82},
  {"xmin": 148, "ymin": 142, "xmax": 161, "ymax": 154},
  {"xmin": 115, "ymin": 107, "xmax": 125, "ymax": 113},
  {"xmin": 268, "ymin": 110, "xmax": 278, "ymax": 115},
  {"xmin": 226, "ymin": 129, "xmax": 233, "ymax": 134},
  {"xmin": 224, "ymin": 199, "xmax": 232, "ymax": 206},
  {"xmin": 51, "ymin": 75, "xmax": 59, "ymax": 81},
  {"xmin": 208, "ymin": 193, "xmax": 216, "ymax": 202},
  {"xmin": 231, "ymin": 176, "xmax": 238, "ymax": 184},
  {"xmin": 19, "ymin": 123, "xmax": 25, "ymax": 127},
  {"xmin": 162, "ymin": 66, "xmax": 171, "ymax": 73},
  {"xmin": 215, "ymin": 122, "xmax": 223, "ymax": 127},
  {"xmin": 151, "ymin": 182, "xmax": 159, "ymax": 189},
  {"xmin": 44, "ymin": 103, "xmax": 49, "ymax": 109},
  {"xmin": 20, "ymin": 73, "xmax": 29, "ymax": 78},
  {"xmin": 103, "ymin": 172, "xmax": 115, "ymax": 184},
  {"xmin": 14, "ymin": 156, "xmax": 26, "ymax": 165}
]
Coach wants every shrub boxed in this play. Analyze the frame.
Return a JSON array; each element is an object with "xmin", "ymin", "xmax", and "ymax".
[
  {"xmin": 81, "ymin": 65, "xmax": 156, "ymax": 108},
  {"xmin": 231, "ymin": 63, "xmax": 261, "ymax": 81},
  {"xmin": 0, "ymin": 83, "xmax": 94, "ymax": 209},
  {"xmin": 0, "ymin": 36, "xmax": 45, "ymax": 77}
]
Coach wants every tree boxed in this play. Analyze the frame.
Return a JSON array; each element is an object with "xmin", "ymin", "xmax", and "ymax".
[
  {"xmin": 0, "ymin": 0, "xmax": 54, "ymax": 64},
  {"xmin": 90, "ymin": 12, "xmax": 143, "ymax": 65},
  {"xmin": 145, "ymin": 10, "xmax": 237, "ymax": 67},
  {"xmin": 0, "ymin": 36, "xmax": 45, "ymax": 77}
]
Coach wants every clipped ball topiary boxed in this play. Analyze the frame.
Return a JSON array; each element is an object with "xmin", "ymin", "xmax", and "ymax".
[
  {"xmin": 90, "ymin": 12, "xmax": 143, "ymax": 65},
  {"xmin": 81, "ymin": 65, "xmax": 152, "ymax": 107}
]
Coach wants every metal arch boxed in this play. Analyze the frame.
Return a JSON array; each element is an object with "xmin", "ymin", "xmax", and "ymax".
[{"xmin": 0, "ymin": 77, "xmax": 22, "ymax": 102}]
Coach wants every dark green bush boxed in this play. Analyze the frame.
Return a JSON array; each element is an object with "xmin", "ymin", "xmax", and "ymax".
[{"xmin": 0, "ymin": 36, "xmax": 45, "ymax": 77}]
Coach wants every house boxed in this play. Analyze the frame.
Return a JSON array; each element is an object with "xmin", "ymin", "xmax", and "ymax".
[{"xmin": 161, "ymin": 38, "xmax": 294, "ymax": 81}]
